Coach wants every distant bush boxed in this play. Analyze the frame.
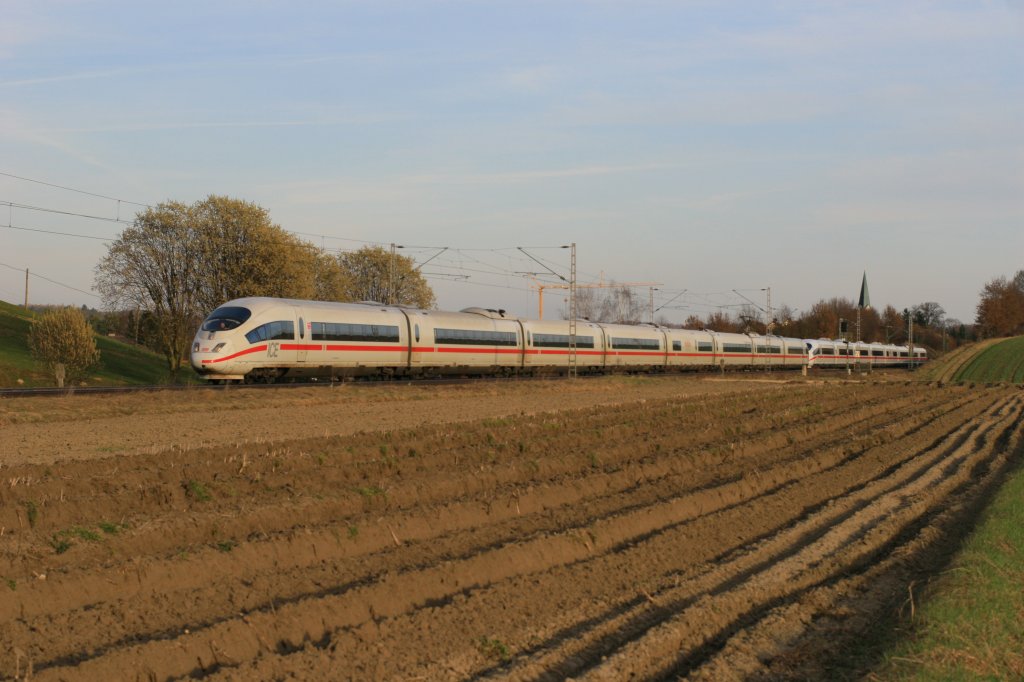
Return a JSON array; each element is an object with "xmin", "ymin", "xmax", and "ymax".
[{"xmin": 27, "ymin": 307, "xmax": 101, "ymax": 387}]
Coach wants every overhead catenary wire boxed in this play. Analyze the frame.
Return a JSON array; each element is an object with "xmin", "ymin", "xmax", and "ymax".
[
  {"xmin": 3, "ymin": 222, "xmax": 113, "ymax": 242},
  {"xmin": 3, "ymin": 172, "xmax": 776, "ymax": 316},
  {"xmin": 0, "ymin": 260, "xmax": 101, "ymax": 299},
  {"xmin": 0, "ymin": 171, "xmax": 153, "ymax": 208},
  {"xmin": 0, "ymin": 200, "xmax": 137, "ymax": 225}
]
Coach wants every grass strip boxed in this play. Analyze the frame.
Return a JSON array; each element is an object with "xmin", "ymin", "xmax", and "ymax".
[
  {"xmin": 873, "ymin": 462, "xmax": 1024, "ymax": 680},
  {"xmin": 953, "ymin": 336, "xmax": 1024, "ymax": 385}
]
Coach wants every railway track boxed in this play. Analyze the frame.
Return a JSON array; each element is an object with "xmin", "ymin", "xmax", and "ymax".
[
  {"xmin": 0, "ymin": 366, "xmax": 919, "ymax": 399},
  {"xmin": 0, "ymin": 374, "xmax": 573, "ymax": 398}
]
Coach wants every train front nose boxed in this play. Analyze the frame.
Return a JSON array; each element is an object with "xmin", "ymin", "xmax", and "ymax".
[{"xmin": 190, "ymin": 332, "xmax": 233, "ymax": 375}]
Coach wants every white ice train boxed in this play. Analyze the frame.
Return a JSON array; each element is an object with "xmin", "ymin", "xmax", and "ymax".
[{"xmin": 190, "ymin": 297, "xmax": 927, "ymax": 383}]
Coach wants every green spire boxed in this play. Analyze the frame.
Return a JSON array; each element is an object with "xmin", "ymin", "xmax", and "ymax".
[{"xmin": 858, "ymin": 271, "xmax": 871, "ymax": 309}]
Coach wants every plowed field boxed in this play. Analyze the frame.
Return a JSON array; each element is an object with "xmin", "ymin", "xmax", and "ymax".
[{"xmin": 1, "ymin": 377, "xmax": 1022, "ymax": 681}]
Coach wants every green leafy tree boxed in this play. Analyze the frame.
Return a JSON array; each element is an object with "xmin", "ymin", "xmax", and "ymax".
[
  {"xmin": 28, "ymin": 307, "xmax": 101, "ymax": 387},
  {"xmin": 96, "ymin": 195, "xmax": 337, "ymax": 378},
  {"xmin": 192, "ymin": 195, "xmax": 322, "ymax": 310},
  {"xmin": 336, "ymin": 246, "xmax": 436, "ymax": 308},
  {"xmin": 312, "ymin": 250, "xmax": 351, "ymax": 301}
]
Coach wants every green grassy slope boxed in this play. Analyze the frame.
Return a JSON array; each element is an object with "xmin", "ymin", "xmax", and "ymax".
[
  {"xmin": 0, "ymin": 300, "xmax": 183, "ymax": 387},
  {"xmin": 914, "ymin": 339, "xmax": 1002, "ymax": 383},
  {"xmin": 874, "ymin": 461, "xmax": 1024, "ymax": 680},
  {"xmin": 951, "ymin": 336, "xmax": 1024, "ymax": 384}
]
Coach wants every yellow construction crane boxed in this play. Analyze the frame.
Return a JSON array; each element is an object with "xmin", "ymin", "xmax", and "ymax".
[{"xmin": 523, "ymin": 273, "xmax": 660, "ymax": 320}]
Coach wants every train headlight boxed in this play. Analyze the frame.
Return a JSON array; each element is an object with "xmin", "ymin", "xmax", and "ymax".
[
  {"xmin": 192, "ymin": 342, "xmax": 200, "ymax": 353},
  {"xmin": 212, "ymin": 343, "xmax": 226, "ymax": 352}
]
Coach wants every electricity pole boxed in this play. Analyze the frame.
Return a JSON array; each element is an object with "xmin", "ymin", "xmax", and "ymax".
[
  {"xmin": 568, "ymin": 243, "xmax": 577, "ymax": 379},
  {"xmin": 908, "ymin": 314, "xmax": 914, "ymax": 371},
  {"xmin": 24, "ymin": 268, "xmax": 29, "ymax": 308},
  {"xmin": 389, "ymin": 243, "xmax": 396, "ymax": 305},
  {"xmin": 388, "ymin": 243, "xmax": 405, "ymax": 305}
]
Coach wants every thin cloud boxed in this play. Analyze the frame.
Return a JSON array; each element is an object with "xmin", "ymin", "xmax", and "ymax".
[
  {"xmin": 425, "ymin": 162, "xmax": 685, "ymax": 185},
  {"xmin": 38, "ymin": 118, "xmax": 401, "ymax": 134},
  {"xmin": 0, "ymin": 109, "xmax": 115, "ymax": 172}
]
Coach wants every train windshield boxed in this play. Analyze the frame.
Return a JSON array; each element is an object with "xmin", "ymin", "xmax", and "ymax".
[{"xmin": 201, "ymin": 306, "xmax": 252, "ymax": 332}]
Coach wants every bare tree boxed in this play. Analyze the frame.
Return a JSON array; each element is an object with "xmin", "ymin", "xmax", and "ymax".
[
  {"xmin": 911, "ymin": 301, "xmax": 946, "ymax": 328},
  {"xmin": 96, "ymin": 201, "xmax": 203, "ymax": 378},
  {"xmin": 598, "ymin": 285, "xmax": 645, "ymax": 324},
  {"xmin": 682, "ymin": 314, "xmax": 704, "ymax": 330},
  {"xmin": 573, "ymin": 288, "xmax": 599, "ymax": 321}
]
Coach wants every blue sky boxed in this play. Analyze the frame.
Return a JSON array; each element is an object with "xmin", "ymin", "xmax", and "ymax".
[{"xmin": 1, "ymin": 1, "xmax": 1021, "ymax": 325}]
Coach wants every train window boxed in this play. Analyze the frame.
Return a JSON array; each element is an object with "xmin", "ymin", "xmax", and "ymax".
[
  {"xmin": 415, "ymin": 324, "xmax": 420, "ymax": 343},
  {"xmin": 312, "ymin": 322, "xmax": 400, "ymax": 343},
  {"xmin": 202, "ymin": 306, "xmax": 252, "ymax": 332},
  {"xmin": 299, "ymin": 317, "xmax": 304, "ymax": 340},
  {"xmin": 697, "ymin": 341, "xmax": 713, "ymax": 352},
  {"xmin": 756, "ymin": 345, "xmax": 781, "ymax": 354},
  {"xmin": 787, "ymin": 346, "xmax": 803, "ymax": 355},
  {"xmin": 245, "ymin": 320, "xmax": 294, "ymax": 344},
  {"xmin": 611, "ymin": 337, "xmax": 660, "ymax": 350},
  {"xmin": 435, "ymin": 328, "xmax": 518, "ymax": 346},
  {"xmin": 245, "ymin": 326, "xmax": 266, "ymax": 344},
  {"xmin": 534, "ymin": 333, "xmax": 595, "ymax": 349},
  {"xmin": 269, "ymin": 321, "xmax": 294, "ymax": 340},
  {"xmin": 872, "ymin": 350, "xmax": 884, "ymax": 357},
  {"xmin": 672, "ymin": 340, "xmax": 682, "ymax": 351},
  {"xmin": 722, "ymin": 343, "xmax": 751, "ymax": 353},
  {"xmin": 822, "ymin": 347, "xmax": 835, "ymax": 356}
]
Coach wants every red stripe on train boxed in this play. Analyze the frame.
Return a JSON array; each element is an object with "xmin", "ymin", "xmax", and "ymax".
[{"xmin": 201, "ymin": 345, "xmax": 268, "ymax": 364}]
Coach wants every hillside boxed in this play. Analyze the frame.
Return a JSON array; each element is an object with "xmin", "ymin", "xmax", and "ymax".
[
  {"xmin": 949, "ymin": 336, "xmax": 1024, "ymax": 384},
  {"xmin": 915, "ymin": 338, "xmax": 1005, "ymax": 383},
  {"xmin": 0, "ymin": 300, "xmax": 183, "ymax": 387}
]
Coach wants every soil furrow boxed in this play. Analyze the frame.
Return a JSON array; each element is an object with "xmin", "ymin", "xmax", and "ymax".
[
  {"xmin": 1, "ymin": 379, "xmax": 1016, "ymax": 682},
  {"xmin": 577, "ymin": 395, "xmax": 1021, "ymax": 681},
  {"xmin": 3, "ymin": 389, "xmax": 969, "ymax": 673},
  {"xmin": 163, "ymin": 387, "xmax": 1003, "ymax": 679}
]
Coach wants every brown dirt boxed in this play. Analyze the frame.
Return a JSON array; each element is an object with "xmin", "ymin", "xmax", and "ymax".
[{"xmin": 0, "ymin": 375, "xmax": 1021, "ymax": 681}]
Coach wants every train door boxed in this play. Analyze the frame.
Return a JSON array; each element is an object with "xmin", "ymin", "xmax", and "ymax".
[
  {"xmin": 294, "ymin": 309, "xmax": 308, "ymax": 363},
  {"xmin": 598, "ymin": 327, "xmax": 609, "ymax": 370}
]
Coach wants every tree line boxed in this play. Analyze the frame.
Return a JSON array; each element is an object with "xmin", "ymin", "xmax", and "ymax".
[
  {"xmin": 19, "ymin": 192, "xmax": 1024, "ymax": 385},
  {"xmin": 566, "ymin": 285, "xmax": 968, "ymax": 352},
  {"xmin": 975, "ymin": 270, "xmax": 1024, "ymax": 338}
]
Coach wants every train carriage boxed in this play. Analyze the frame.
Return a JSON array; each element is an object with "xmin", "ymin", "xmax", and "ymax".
[
  {"xmin": 747, "ymin": 333, "xmax": 784, "ymax": 368},
  {"xmin": 601, "ymin": 323, "xmax": 667, "ymax": 369},
  {"xmin": 302, "ymin": 301, "xmax": 411, "ymax": 377},
  {"xmin": 805, "ymin": 339, "xmax": 840, "ymax": 368},
  {"xmin": 664, "ymin": 328, "xmax": 716, "ymax": 369},
  {"xmin": 408, "ymin": 307, "xmax": 523, "ymax": 373},
  {"xmin": 709, "ymin": 331, "xmax": 755, "ymax": 368},
  {"xmin": 520, "ymin": 318, "xmax": 607, "ymax": 372}
]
